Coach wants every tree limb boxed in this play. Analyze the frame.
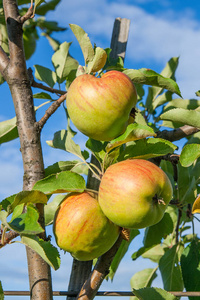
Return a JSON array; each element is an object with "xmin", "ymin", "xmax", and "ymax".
[{"xmin": 157, "ymin": 125, "xmax": 199, "ymax": 142}]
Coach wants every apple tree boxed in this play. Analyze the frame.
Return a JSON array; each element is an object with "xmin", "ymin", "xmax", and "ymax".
[{"xmin": 0, "ymin": 1, "xmax": 200, "ymax": 300}]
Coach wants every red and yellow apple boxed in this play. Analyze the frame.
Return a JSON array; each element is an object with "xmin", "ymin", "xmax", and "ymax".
[
  {"xmin": 66, "ymin": 70, "xmax": 137, "ymax": 141},
  {"xmin": 98, "ymin": 159, "xmax": 173, "ymax": 229},
  {"xmin": 53, "ymin": 192, "xmax": 120, "ymax": 261}
]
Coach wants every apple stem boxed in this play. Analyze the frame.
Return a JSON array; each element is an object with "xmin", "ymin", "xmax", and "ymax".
[
  {"xmin": 120, "ymin": 228, "xmax": 131, "ymax": 241},
  {"xmin": 153, "ymin": 194, "xmax": 166, "ymax": 205}
]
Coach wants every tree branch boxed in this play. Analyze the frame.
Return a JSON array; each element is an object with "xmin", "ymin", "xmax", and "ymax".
[
  {"xmin": 157, "ymin": 125, "xmax": 199, "ymax": 142},
  {"xmin": 37, "ymin": 93, "xmax": 66, "ymax": 131}
]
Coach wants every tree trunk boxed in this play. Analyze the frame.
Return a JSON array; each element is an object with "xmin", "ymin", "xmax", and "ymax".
[{"xmin": 0, "ymin": 1, "xmax": 53, "ymax": 299}]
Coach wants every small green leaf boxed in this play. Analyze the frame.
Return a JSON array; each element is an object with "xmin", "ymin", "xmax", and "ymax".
[
  {"xmin": 163, "ymin": 98, "xmax": 200, "ymax": 113},
  {"xmin": 124, "ymin": 68, "xmax": 181, "ymax": 97},
  {"xmin": 160, "ymin": 108, "xmax": 200, "ymax": 128},
  {"xmin": 45, "ymin": 160, "xmax": 88, "ymax": 177},
  {"xmin": 87, "ymin": 47, "xmax": 107, "ymax": 73},
  {"xmin": 46, "ymin": 129, "xmax": 89, "ymax": 161},
  {"xmin": 130, "ymin": 268, "xmax": 158, "ymax": 300},
  {"xmin": 180, "ymin": 144, "xmax": 200, "ymax": 167},
  {"xmin": 108, "ymin": 229, "xmax": 139, "ymax": 280},
  {"xmin": 106, "ymin": 123, "xmax": 156, "ymax": 153},
  {"xmin": 119, "ymin": 138, "xmax": 177, "ymax": 161},
  {"xmin": 132, "ymin": 287, "xmax": 178, "ymax": 300},
  {"xmin": 181, "ymin": 240, "xmax": 200, "ymax": 299},
  {"xmin": 35, "ymin": 0, "xmax": 61, "ymax": 15},
  {"xmin": 52, "ymin": 41, "xmax": 78, "ymax": 84},
  {"xmin": 33, "ymin": 171, "xmax": 86, "ymax": 194},
  {"xmin": 69, "ymin": 24, "xmax": 94, "ymax": 65},
  {"xmin": 9, "ymin": 204, "xmax": 44, "ymax": 235},
  {"xmin": 33, "ymin": 92, "xmax": 54, "ymax": 100},
  {"xmin": 142, "ymin": 244, "xmax": 166, "ymax": 263},
  {"xmin": 11, "ymin": 190, "xmax": 48, "ymax": 211},
  {"xmin": 159, "ymin": 244, "xmax": 184, "ymax": 291},
  {"xmin": 20, "ymin": 235, "xmax": 60, "ymax": 270},
  {"xmin": 44, "ymin": 194, "xmax": 66, "ymax": 226},
  {"xmin": 34, "ymin": 64, "xmax": 57, "ymax": 88},
  {"xmin": 0, "ymin": 281, "xmax": 4, "ymax": 300},
  {"xmin": 0, "ymin": 116, "xmax": 18, "ymax": 144}
]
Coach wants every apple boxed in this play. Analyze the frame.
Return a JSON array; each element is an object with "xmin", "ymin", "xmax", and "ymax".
[
  {"xmin": 53, "ymin": 191, "xmax": 120, "ymax": 261},
  {"xmin": 66, "ymin": 70, "xmax": 137, "ymax": 141},
  {"xmin": 98, "ymin": 159, "xmax": 173, "ymax": 229}
]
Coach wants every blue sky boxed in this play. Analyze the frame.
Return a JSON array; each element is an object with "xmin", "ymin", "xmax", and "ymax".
[{"xmin": 1, "ymin": 0, "xmax": 200, "ymax": 299}]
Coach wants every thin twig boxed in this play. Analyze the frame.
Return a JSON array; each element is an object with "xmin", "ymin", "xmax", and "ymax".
[
  {"xmin": 37, "ymin": 93, "xmax": 67, "ymax": 131},
  {"xmin": 157, "ymin": 125, "xmax": 200, "ymax": 142},
  {"xmin": 0, "ymin": 230, "xmax": 19, "ymax": 248}
]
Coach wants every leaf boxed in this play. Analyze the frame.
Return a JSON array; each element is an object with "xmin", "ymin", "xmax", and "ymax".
[
  {"xmin": 108, "ymin": 229, "xmax": 139, "ymax": 280},
  {"xmin": 159, "ymin": 244, "xmax": 184, "ymax": 291},
  {"xmin": 45, "ymin": 160, "xmax": 88, "ymax": 177},
  {"xmin": 106, "ymin": 123, "xmax": 156, "ymax": 153},
  {"xmin": 160, "ymin": 108, "xmax": 200, "ymax": 128},
  {"xmin": 33, "ymin": 171, "xmax": 86, "ymax": 194},
  {"xmin": 8, "ymin": 204, "xmax": 44, "ymax": 235},
  {"xmin": 46, "ymin": 129, "xmax": 89, "ymax": 161},
  {"xmin": 33, "ymin": 92, "xmax": 54, "ymax": 100},
  {"xmin": 20, "ymin": 235, "xmax": 60, "ymax": 270},
  {"xmin": 34, "ymin": 64, "xmax": 57, "ymax": 88},
  {"xmin": 177, "ymin": 162, "xmax": 196, "ymax": 204},
  {"xmin": 132, "ymin": 287, "xmax": 178, "ymax": 300},
  {"xmin": 11, "ymin": 190, "xmax": 48, "ymax": 211},
  {"xmin": 192, "ymin": 194, "xmax": 200, "ymax": 214},
  {"xmin": 69, "ymin": 24, "xmax": 94, "ymax": 64},
  {"xmin": 0, "ymin": 116, "xmax": 18, "ymax": 144},
  {"xmin": 181, "ymin": 240, "xmax": 200, "ymax": 300},
  {"xmin": 123, "ymin": 68, "xmax": 181, "ymax": 97},
  {"xmin": 142, "ymin": 244, "xmax": 166, "ymax": 263},
  {"xmin": 87, "ymin": 47, "xmax": 107, "ymax": 73},
  {"xmin": 0, "ymin": 281, "xmax": 4, "ymax": 300},
  {"xmin": 35, "ymin": 0, "xmax": 61, "ymax": 15},
  {"xmin": 0, "ymin": 194, "xmax": 16, "ymax": 213},
  {"xmin": 44, "ymin": 194, "xmax": 66, "ymax": 226},
  {"xmin": 152, "ymin": 91, "xmax": 173, "ymax": 112},
  {"xmin": 143, "ymin": 206, "xmax": 177, "ymax": 248},
  {"xmin": 130, "ymin": 268, "xmax": 157, "ymax": 300},
  {"xmin": 180, "ymin": 144, "xmax": 200, "ymax": 167},
  {"xmin": 52, "ymin": 42, "xmax": 78, "ymax": 84},
  {"xmin": 119, "ymin": 138, "xmax": 177, "ymax": 161},
  {"xmin": 163, "ymin": 98, "xmax": 200, "ymax": 113}
]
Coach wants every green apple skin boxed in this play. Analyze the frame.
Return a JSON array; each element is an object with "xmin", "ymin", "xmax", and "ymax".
[
  {"xmin": 53, "ymin": 192, "xmax": 120, "ymax": 261},
  {"xmin": 98, "ymin": 159, "xmax": 173, "ymax": 229},
  {"xmin": 66, "ymin": 70, "xmax": 137, "ymax": 141}
]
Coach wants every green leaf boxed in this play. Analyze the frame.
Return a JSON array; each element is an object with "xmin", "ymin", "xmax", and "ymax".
[
  {"xmin": 20, "ymin": 235, "xmax": 60, "ymax": 270},
  {"xmin": 87, "ymin": 47, "xmax": 107, "ymax": 73},
  {"xmin": 163, "ymin": 98, "xmax": 200, "ymax": 113},
  {"xmin": 108, "ymin": 229, "xmax": 139, "ymax": 280},
  {"xmin": 0, "ymin": 116, "xmax": 18, "ymax": 144},
  {"xmin": 11, "ymin": 190, "xmax": 48, "ymax": 212},
  {"xmin": 35, "ymin": 0, "xmax": 61, "ymax": 15},
  {"xmin": 159, "ymin": 244, "xmax": 184, "ymax": 291},
  {"xmin": 8, "ymin": 204, "xmax": 44, "ymax": 235},
  {"xmin": 181, "ymin": 240, "xmax": 200, "ymax": 300},
  {"xmin": 52, "ymin": 41, "xmax": 78, "ymax": 84},
  {"xmin": 143, "ymin": 206, "xmax": 177, "ymax": 248},
  {"xmin": 132, "ymin": 287, "xmax": 178, "ymax": 300},
  {"xmin": 69, "ymin": 24, "xmax": 94, "ymax": 65},
  {"xmin": 33, "ymin": 92, "xmax": 54, "ymax": 100},
  {"xmin": 152, "ymin": 91, "xmax": 173, "ymax": 112},
  {"xmin": 44, "ymin": 194, "xmax": 65, "ymax": 226},
  {"xmin": 177, "ymin": 162, "xmax": 196, "ymax": 204},
  {"xmin": 0, "ymin": 281, "xmax": 4, "ymax": 300},
  {"xmin": 106, "ymin": 123, "xmax": 156, "ymax": 153},
  {"xmin": 130, "ymin": 268, "xmax": 158, "ymax": 300},
  {"xmin": 142, "ymin": 244, "xmax": 166, "ymax": 263},
  {"xmin": 180, "ymin": 144, "xmax": 200, "ymax": 167},
  {"xmin": 119, "ymin": 138, "xmax": 177, "ymax": 161},
  {"xmin": 45, "ymin": 160, "xmax": 88, "ymax": 177},
  {"xmin": 46, "ymin": 129, "xmax": 89, "ymax": 161},
  {"xmin": 123, "ymin": 68, "xmax": 181, "ymax": 97},
  {"xmin": 33, "ymin": 171, "xmax": 86, "ymax": 194},
  {"xmin": 160, "ymin": 108, "xmax": 200, "ymax": 128},
  {"xmin": 42, "ymin": 32, "xmax": 60, "ymax": 51},
  {"xmin": 34, "ymin": 64, "xmax": 56, "ymax": 88}
]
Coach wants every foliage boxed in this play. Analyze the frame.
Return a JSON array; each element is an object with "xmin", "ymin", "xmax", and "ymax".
[{"xmin": 0, "ymin": 4, "xmax": 200, "ymax": 298}]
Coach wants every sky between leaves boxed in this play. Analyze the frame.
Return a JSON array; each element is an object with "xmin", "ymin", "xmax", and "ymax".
[{"xmin": 1, "ymin": 0, "xmax": 200, "ymax": 299}]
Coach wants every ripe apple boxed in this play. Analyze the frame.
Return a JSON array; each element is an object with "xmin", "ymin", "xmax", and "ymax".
[
  {"xmin": 66, "ymin": 70, "xmax": 137, "ymax": 141},
  {"xmin": 98, "ymin": 159, "xmax": 173, "ymax": 229},
  {"xmin": 53, "ymin": 191, "xmax": 120, "ymax": 261}
]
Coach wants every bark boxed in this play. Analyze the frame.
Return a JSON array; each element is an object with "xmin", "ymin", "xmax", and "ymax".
[{"xmin": 1, "ymin": 1, "xmax": 53, "ymax": 299}]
